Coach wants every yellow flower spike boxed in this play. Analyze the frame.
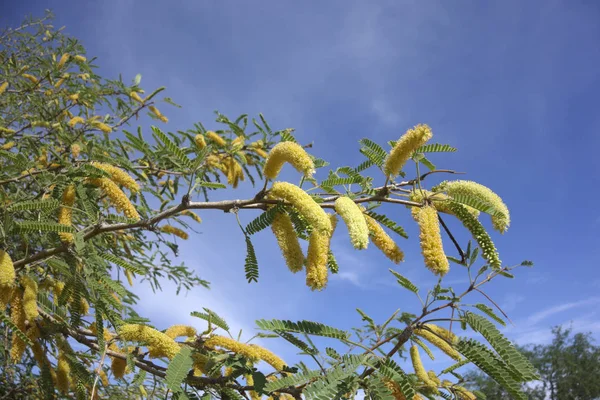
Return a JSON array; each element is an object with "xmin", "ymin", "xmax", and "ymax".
[
  {"xmin": 70, "ymin": 143, "xmax": 81, "ymax": 158},
  {"xmin": 0, "ymin": 250, "xmax": 16, "ymax": 306},
  {"xmin": 410, "ymin": 345, "xmax": 437, "ymax": 389},
  {"xmin": 56, "ymin": 352, "xmax": 71, "ymax": 394},
  {"xmin": 79, "ymin": 298, "xmax": 90, "ymax": 315},
  {"xmin": 271, "ymin": 212, "xmax": 305, "ymax": 273},
  {"xmin": 306, "ymin": 214, "xmax": 337, "ymax": 291},
  {"xmin": 149, "ymin": 106, "xmax": 168, "ymax": 123},
  {"xmin": 409, "ymin": 189, "xmax": 480, "ymax": 219},
  {"xmin": 434, "ymin": 180, "xmax": 510, "ymax": 234},
  {"xmin": 263, "ymin": 141, "xmax": 315, "ymax": 180},
  {"xmin": 0, "ymin": 82, "xmax": 8, "ymax": 95},
  {"xmin": 99, "ymin": 369, "xmax": 109, "ymax": 386},
  {"xmin": 251, "ymin": 147, "xmax": 268, "ymax": 158},
  {"xmin": 180, "ymin": 210, "xmax": 202, "ymax": 224},
  {"xmin": 111, "ymin": 356, "xmax": 127, "ymax": 378},
  {"xmin": 74, "ymin": 55, "xmax": 87, "ymax": 62},
  {"xmin": 58, "ymin": 185, "xmax": 76, "ymax": 243},
  {"xmin": 192, "ymin": 353, "xmax": 209, "ymax": 376},
  {"xmin": 0, "ymin": 127, "xmax": 16, "ymax": 134},
  {"xmin": 164, "ymin": 325, "xmax": 197, "ymax": 340},
  {"xmin": 88, "ymin": 178, "xmax": 140, "ymax": 220},
  {"xmin": 1, "ymin": 141, "xmax": 15, "ymax": 150},
  {"xmin": 364, "ymin": 213, "xmax": 404, "ymax": 264},
  {"xmin": 124, "ymin": 270, "xmax": 134, "ymax": 286},
  {"xmin": 232, "ymin": 135, "xmax": 245, "ymax": 148},
  {"xmin": 384, "ymin": 124, "xmax": 433, "ymax": 178},
  {"xmin": 249, "ymin": 343, "xmax": 287, "ymax": 371},
  {"xmin": 57, "ymin": 53, "xmax": 70, "ymax": 68},
  {"xmin": 414, "ymin": 328, "xmax": 461, "ymax": 361},
  {"xmin": 159, "ymin": 225, "xmax": 189, "ymax": 240},
  {"xmin": 427, "ymin": 371, "xmax": 441, "ymax": 385},
  {"xmin": 68, "ymin": 93, "xmax": 79, "ymax": 102},
  {"xmin": 118, "ymin": 324, "xmax": 181, "ymax": 360},
  {"xmin": 246, "ymin": 374, "xmax": 261, "ymax": 400},
  {"xmin": 416, "ymin": 206, "xmax": 449, "ymax": 276},
  {"xmin": 92, "ymin": 121, "xmax": 112, "ymax": 133},
  {"xmin": 382, "ymin": 378, "xmax": 407, "ymax": 400},
  {"xmin": 454, "ymin": 386, "xmax": 477, "ymax": 400},
  {"xmin": 129, "ymin": 92, "xmax": 144, "ymax": 103},
  {"xmin": 22, "ymin": 73, "xmax": 39, "ymax": 84},
  {"xmin": 334, "ymin": 196, "xmax": 369, "ymax": 250},
  {"xmin": 21, "ymin": 276, "xmax": 39, "ymax": 322},
  {"xmin": 203, "ymin": 335, "xmax": 260, "ymax": 362},
  {"xmin": 9, "ymin": 290, "xmax": 27, "ymax": 362},
  {"xmin": 422, "ymin": 324, "xmax": 458, "ymax": 344},
  {"xmin": 194, "ymin": 134, "xmax": 206, "ymax": 149},
  {"xmin": 54, "ymin": 78, "xmax": 65, "ymax": 88},
  {"xmin": 269, "ymin": 182, "xmax": 332, "ymax": 234},
  {"xmin": 206, "ymin": 131, "xmax": 227, "ymax": 147}
]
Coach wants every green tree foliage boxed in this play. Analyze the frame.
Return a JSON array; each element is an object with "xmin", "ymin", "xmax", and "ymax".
[
  {"xmin": 466, "ymin": 327, "xmax": 600, "ymax": 400},
  {"xmin": 1, "ymin": 11, "xmax": 541, "ymax": 399}
]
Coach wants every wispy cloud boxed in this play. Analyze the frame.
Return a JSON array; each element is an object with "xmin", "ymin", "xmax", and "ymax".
[{"xmin": 527, "ymin": 297, "xmax": 600, "ymax": 325}]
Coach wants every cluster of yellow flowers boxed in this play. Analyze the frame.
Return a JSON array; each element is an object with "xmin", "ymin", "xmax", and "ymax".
[
  {"xmin": 118, "ymin": 324, "xmax": 181, "ymax": 359},
  {"xmin": 203, "ymin": 335, "xmax": 287, "ymax": 371},
  {"xmin": 414, "ymin": 325, "xmax": 461, "ymax": 361},
  {"xmin": 206, "ymin": 130, "xmax": 227, "ymax": 147},
  {"xmin": 56, "ymin": 351, "xmax": 71, "ymax": 394},
  {"xmin": 364, "ymin": 213, "xmax": 404, "ymax": 264},
  {"xmin": 410, "ymin": 345, "xmax": 438, "ymax": 391},
  {"xmin": 88, "ymin": 178, "xmax": 140, "ymax": 220},
  {"xmin": 334, "ymin": 197, "xmax": 369, "ymax": 250},
  {"xmin": 160, "ymin": 225, "xmax": 189, "ymax": 240},
  {"xmin": 271, "ymin": 212, "xmax": 305, "ymax": 273},
  {"xmin": 149, "ymin": 105, "xmax": 168, "ymax": 123},
  {"xmin": 57, "ymin": 185, "xmax": 76, "ymax": 243},
  {"xmin": 269, "ymin": 182, "xmax": 332, "ymax": 234},
  {"xmin": 0, "ymin": 250, "xmax": 16, "ymax": 306},
  {"xmin": 306, "ymin": 214, "xmax": 337, "ymax": 290},
  {"xmin": 263, "ymin": 141, "xmax": 315, "ymax": 180},
  {"xmin": 415, "ymin": 206, "xmax": 449, "ymax": 276},
  {"xmin": 164, "ymin": 324, "xmax": 197, "ymax": 339},
  {"xmin": 384, "ymin": 124, "xmax": 433, "ymax": 178},
  {"xmin": 90, "ymin": 162, "xmax": 140, "ymax": 193}
]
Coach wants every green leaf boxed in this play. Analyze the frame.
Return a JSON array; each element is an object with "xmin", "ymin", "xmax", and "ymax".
[
  {"xmin": 165, "ymin": 346, "xmax": 193, "ymax": 392},
  {"xmin": 251, "ymin": 371, "xmax": 267, "ymax": 394},
  {"xmin": 416, "ymin": 143, "xmax": 457, "ymax": 153},
  {"xmin": 191, "ymin": 308, "xmax": 230, "ymax": 332},
  {"xmin": 245, "ymin": 205, "xmax": 284, "ymax": 235},
  {"xmin": 133, "ymin": 73, "xmax": 142, "ymax": 85},
  {"xmin": 15, "ymin": 221, "xmax": 75, "ymax": 233},
  {"xmin": 7, "ymin": 199, "xmax": 60, "ymax": 212},
  {"xmin": 264, "ymin": 369, "xmax": 322, "ymax": 392},
  {"xmin": 280, "ymin": 129, "xmax": 297, "ymax": 143},
  {"xmin": 366, "ymin": 212, "xmax": 408, "ymax": 239},
  {"xmin": 473, "ymin": 304, "xmax": 506, "ymax": 327},
  {"xmin": 152, "ymin": 126, "xmax": 192, "ymax": 169},
  {"xmin": 450, "ymin": 194, "xmax": 501, "ymax": 217},
  {"xmin": 275, "ymin": 331, "xmax": 318, "ymax": 355},
  {"xmin": 413, "ymin": 336, "xmax": 435, "ymax": 360},
  {"xmin": 0, "ymin": 312, "xmax": 32, "ymax": 346},
  {"xmin": 256, "ymin": 319, "xmax": 350, "ymax": 340},
  {"xmin": 327, "ymin": 250, "xmax": 339, "ymax": 274},
  {"xmin": 440, "ymin": 359, "xmax": 470, "ymax": 375},
  {"xmin": 463, "ymin": 312, "xmax": 538, "ymax": 381},
  {"xmin": 196, "ymin": 181, "xmax": 226, "ymax": 189},
  {"xmin": 365, "ymin": 376, "xmax": 396, "ymax": 400},
  {"xmin": 356, "ymin": 308, "xmax": 376, "ymax": 330},
  {"xmin": 419, "ymin": 156, "xmax": 436, "ymax": 171},
  {"xmin": 320, "ymin": 175, "xmax": 363, "ymax": 187},
  {"xmin": 100, "ymin": 253, "xmax": 147, "ymax": 274},
  {"xmin": 388, "ymin": 269, "xmax": 418, "ymax": 293},
  {"xmin": 244, "ymin": 235, "xmax": 259, "ymax": 283},
  {"xmin": 325, "ymin": 347, "xmax": 341, "ymax": 360},
  {"xmin": 520, "ymin": 260, "xmax": 534, "ymax": 267},
  {"xmin": 372, "ymin": 359, "xmax": 415, "ymax": 399}
]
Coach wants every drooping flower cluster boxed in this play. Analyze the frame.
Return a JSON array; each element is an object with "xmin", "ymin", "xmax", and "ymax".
[
  {"xmin": 160, "ymin": 225, "xmax": 189, "ymax": 240},
  {"xmin": 180, "ymin": 210, "xmax": 202, "ymax": 223},
  {"xmin": 0, "ymin": 250, "xmax": 16, "ymax": 306},
  {"xmin": 416, "ymin": 206, "xmax": 449, "ymax": 276},
  {"xmin": 149, "ymin": 105, "xmax": 168, "ymax": 123},
  {"xmin": 164, "ymin": 325, "xmax": 197, "ymax": 339},
  {"xmin": 90, "ymin": 161, "xmax": 140, "ymax": 193},
  {"xmin": 206, "ymin": 130, "xmax": 227, "ymax": 147},
  {"xmin": 88, "ymin": 178, "xmax": 140, "ymax": 220},
  {"xmin": 56, "ymin": 351, "xmax": 71, "ymax": 394},
  {"xmin": 21, "ymin": 275, "xmax": 39, "ymax": 322},
  {"xmin": 434, "ymin": 180, "xmax": 510, "ymax": 233},
  {"xmin": 269, "ymin": 182, "xmax": 332, "ymax": 234},
  {"xmin": 203, "ymin": 335, "xmax": 261, "ymax": 362},
  {"xmin": 409, "ymin": 189, "xmax": 480, "ymax": 219},
  {"xmin": 194, "ymin": 134, "xmax": 206, "ymax": 149},
  {"xmin": 263, "ymin": 141, "xmax": 315, "ymax": 180},
  {"xmin": 271, "ymin": 212, "xmax": 305, "ymax": 273},
  {"xmin": 414, "ymin": 325, "xmax": 461, "ymax": 361},
  {"xmin": 364, "ymin": 214, "xmax": 404, "ymax": 264},
  {"xmin": 118, "ymin": 324, "xmax": 181, "ymax": 360},
  {"xmin": 384, "ymin": 124, "xmax": 433, "ymax": 178},
  {"xmin": 57, "ymin": 185, "xmax": 76, "ymax": 243},
  {"xmin": 306, "ymin": 214, "xmax": 337, "ymax": 291},
  {"xmin": 249, "ymin": 343, "xmax": 287, "ymax": 371},
  {"xmin": 410, "ymin": 345, "xmax": 437, "ymax": 390},
  {"xmin": 334, "ymin": 196, "xmax": 369, "ymax": 250}
]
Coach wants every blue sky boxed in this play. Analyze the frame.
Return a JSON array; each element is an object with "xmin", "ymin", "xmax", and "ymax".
[{"xmin": 3, "ymin": 0, "xmax": 600, "ymax": 372}]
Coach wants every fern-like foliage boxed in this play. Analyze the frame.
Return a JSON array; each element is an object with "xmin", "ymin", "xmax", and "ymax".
[
  {"xmin": 275, "ymin": 331, "xmax": 318, "ymax": 355},
  {"xmin": 359, "ymin": 138, "xmax": 388, "ymax": 168},
  {"xmin": 244, "ymin": 235, "xmax": 259, "ymax": 283},
  {"xmin": 255, "ymin": 319, "xmax": 350, "ymax": 340},
  {"xmin": 7, "ymin": 199, "xmax": 60, "ymax": 212},
  {"xmin": 15, "ymin": 221, "xmax": 75, "ymax": 233},
  {"xmin": 413, "ymin": 336, "xmax": 435, "ymax": 360},
  {"xmin": 440, "ymin": 358, "xmax": 471, "ymax": 375},
  {"xmin": 327, "ymin": 250, "xmax": 339, "ymax": 274},
  {"xmin": 165, "ymin": 346, "xmax": 193, "ymax": 392},
  {"xmin": 191, "ymin": 307, "xmax": 230, "ymax": 332},
  {"xmin": 416, "ymin": 143, "xmax": 457, "ymax": 153},
  {"xmin": 365, "ymin": 376, "xmax": 396, "ymax": 400},
  {"xmin": 463, "ymin": 312, "xmax": 538, "ymax": 381},
  {"xmin": 388, "ymin": 269, "xmax": 419, "ymax": 293},
  {"xmin": 473, "ymin": 304, "xmax": 506, "ymax": 327},
  {"xmin": 0, "ymin": 312, "xmax": 32, "ymax": 346},
  {"xmin": 366, "ymin": 212, "xmax": 408, "ymax": 238},
  {"xmin": 264, "ymin": 369, "xmax": 322, "ymax": 392},
  {"xmin": 303, "ymin": 355, "xmax": 368, "ymax": 400},
  {"xmin": 100, "ymin": 253, "xmax": 147, "ymax": 274},
  {"xmin": 152, "ymin": 126, "xmax": 192, "ymax": 169},
  {"xmin": 449, "ymin": 194, "xmax": 501, "ymax": 217},
  {"xmin": 245, "ymin": 204, "xmax": 285, "ymax": 235},
  {"xmin": 372, "ymin": 359, "xmax": 415, "ymax": 399}
]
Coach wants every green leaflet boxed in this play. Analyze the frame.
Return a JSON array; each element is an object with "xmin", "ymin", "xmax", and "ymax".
[
  {"xmin": 276, "ymin": 331, "xmax": 318, "ymax": 355},
  {"xmin": 440, "ymin": 358, "xmax": 471, "ymax": 375},
  {"xmin": 388, "ymin": 269, "xmax": 419, "ymax": 293},
  {"xmin": 320, "ymin": 175, "xmax": 363, "ymax": 187},
  {"xmin": 264, "ymin": 369, "xmax": 322, "ymax": 392},
  {"xmin": 7, "ymin": 199, "xmax": 60, "ymax": 212},
  {"xmin": 244, "ymin": 235, "xmax": 259, "ymax": 283},
  {"xmin": 256, "ymin": 319, "xmax": 350, "ymax": 340},
  {"xmin": 474, "ymin": 304, "xmax": 506, "ymax": 327},
  {"xmin": 152, "ymin": 126, "xmax": 192, "ymax": 169},
  {"xmin": 0, "ymin": 312, "xmax": 32, "ymax": 347},
  {"xmin": 303, "ymin": 355, "xmax": 369, "ymax": 400},
  {"xmin": 373, "ymin": 359, "xmax": 415, "ymax": 399},
  {"xmin": 464, "ymin": 312, "xmax": 538, "ymax": 381},
  {"xmin": 449, "ymin": 194, "xmax": 502, "ymax": 217},
  {"xmin": 327, "ymin": 250, "xmax": 339, "ymax": 274},
  {"xmin": 191, "ymin": 308, "xmax": 230, "ymax": 332},
  {"xmin": 15, "ymin": 221, "xmax": 75, "ymax": 233},
  {"xmin": 245, "ymin": 204, "xmax": 285, "ymax": 235},
  {"xmin": 366, "ymin": 212, "xmax": 408, "ymax": 239},
  {"xmin": 416, "ymin": 143, "xmax": 457, "ymax": 153},
  {"xmin": 413, "ymin": 336, "xmax": 435, "ymax": 360},
  {"xmin": 100, "ymin": 253, "xmax": 147, "ymax": 274},
  {"xmin": 456, "ymin": 339, "xmax": 527, "ymax": 400},
  {"xmin": 359, "ymin": 138, "xmax": 388, "ymax": 168},
  {"xmin": 165, "ymin": 346, "xmax": 193, "ymax": 392},
  {"xmin": 365, "ymin": 376, "xmax": 396, "ymax": 400}
]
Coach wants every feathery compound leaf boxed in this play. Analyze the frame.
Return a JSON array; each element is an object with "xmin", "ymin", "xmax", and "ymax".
[
  {"xmin": 456, "ymin": 339, "xmax": 526, "ymax": 400},
  {"xmin": 416, "ymin": 143, "xmax": 457, "ymax": 153},
  {"xmin": 359, "ymin": 138, "xmax": 388, "ymax": 166},
  {"xmin": 373, "ymin": 359, "xmax": 415, "ymax": 399},
  {"xmin": 388, "ymin": 269, "xmax": 419, "ymax": 293},
  {"xmin": 0, "ymin": 312, "xmax": 32, "ymax": 346},
  {"xmin": 191, "ymin": 308, "xmax": 230, "ymax": 332},
  {"xmin": 100, "ymin": 253, "xmax": 147, "ymax": 274},
  {"xmin": 16, "ymin": 221, "xmax": 75, "ymax": 233},
  {"xmin": 365, "ymin": 376, "xmax": 396, "ymax": 400},
  {"xmin": 152, "ymin": 126, "xmax": 192, "ymax": 169},
  {"xmin": 464, "ymin": 312, "xmax": 538, "ymax": 381},
  {"xmin": 304, "ymin": 355, "xmax": 369, "ymax": 400},
  {"xmin": 280, "ymin": 129, "xmax": 298, "ymax": 143},
  {"xmin": 355, "ymin": 159, "xmax": 375, "ymax": 172},
  {"xmin": 419, "ymin": 156, "xmax": 436, "ymax": 171},
  {"xmin": 320, "ymin": 176, "xmax": 364, "ymax": 187},
  {"xmin": 327, "ymin": 250, "xmax": 339, "ymax": 274},
  {"xmin": 256, "ymin": 319, "xmax": 350, "ymax": 340},
  {"xmin": 7, "ymin": 199, "xmax": 60, "ymax": 212},
  {"xmin": 366, "ymin": 212, "xmax": 408, "ymax": 239},
  {"xmin": 276, "ymin": 331, "xmax": 318, "ymax": 355},
  {"xmin": 245, "ymin": 204, "xmax": 285, "ymax": 235},
  {"xmin": 449, "ymin": 194, "xmax": 501, "ymax": 217},
  {"xmin": 196, "ymin": 181, "xmax": 226, "ymax": 189},
  {"xmin": 165, "ymin": 346, "xmax": 193, "ymax": 392},
  {"xmin": 474, "ymin": 304, "xmax": 506, "ymax": 327},
  {"xmin": 413, "ymin": 336, "xmax": 435, "ymax": 360},
  {"xmin": 244, "ymin": 235, "xmax": 259, "ymax": 283},
  {"xmin": 264, "ymin": 369, "xmax": 322, "ymax": 392},
  {"xmin": 440, "ymin": 358, "xmax": 471, "ymax": 375}
]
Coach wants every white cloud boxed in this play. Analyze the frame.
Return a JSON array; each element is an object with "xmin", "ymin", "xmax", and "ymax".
[{"xmin": 527, "ymin": 297, "xmax": 600, "ymax": 325}]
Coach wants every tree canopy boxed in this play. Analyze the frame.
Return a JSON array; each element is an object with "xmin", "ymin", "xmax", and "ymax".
[{"xmin": 1, "ymin": 12, "xmax": 541, "ymax": 400}]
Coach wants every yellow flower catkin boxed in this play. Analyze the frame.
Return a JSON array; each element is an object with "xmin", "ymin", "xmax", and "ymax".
[
  {"xmin": 206, "ymin": 131, "xmax": 226, "ymax": 147},
  {"xmin": 58, "ymin": 185, "xmax": 76, "ymax": 243},
  {"xmin": 334, "ymin": 197, "xmax": 369, "ymax": 250},
  {"xmin": 111, "ymin": 356, "xmax": 127, "ymax": 379},
  {"xmin": 269, "ymin": 182, "xmax": 332, "ymax": 234},
  {"xmin": 164, "ymin": 325, "xmax": 197, "ymax": 339},
  {"xmin": 434, "ymin": 180, "xmax": 510, "ymax": 233},
  {"xmin": 21, "ymin": 276, "xmax": 39, "ymax": 322},
  {"xmin": 384, "ymin": 124, "xmax": 433, "ymax": 178},
  {"xmin": 263, "ymin": 141, "xmax": 315, "ymax": 180},
  {"xmin": 70, "ymin": 143, "xmax": 81, "ymax": 158},
  {"xmin": 56, "ymin": 352, "xmax": 71, "ymax": 394},
  {"xmin": 409, "ymin": 189, "xmax": 480, "ymax": 219},
  {"xmin": 118, "ymin": 324, "xmax": 180, "ymax": 359},
  {"xmin": 130, "ymin": 92, "xmax": 144, "ymax": 103},
  {"xmin": 57, "ymin": 53, "xmax": 70, "ymax": 68},
  {"xmin": 10, "ymin": 291, "xmax": 26, "ymax": 361},
  {"xmin": 0, "ymin": 82, "xmax": 8, "ymax": 95},
  {"xmin": 410, "ymin": 345, "xmax": 437, "ymax": 389},
  {"xmin": 160, "ymin": 225, "xmax": 189, "ymax": 240},
  {"xmin": 454, "ymin": 386, "xmax": 477, "ymax": 400},
  {"xmin": 99, "ymin": 369, "xmax": 109, "ymax": 386},
  {"xmin": 416, "ymin": 206, "xmax": 449, "ymax": 276},
  {"xmin": 203, "ymin": 335, "xmax": 260, "ymax": 362},
  {"xmin": 249, "ymin": 343, "xmax": 287, "ymax": 371},
  {"xmin": 74, "ymin": 55, "xmax": 87, "ymax": 62},
  {"xmin": 88, "ymin": 178, "xmax": 140, "ymax": 220},
  {"xmin": 92, "ymin": 121, "xmax": 112, "ymax": 133},
  {"xmin": 364, "ymin": 214, "xmax": 404, "ymax": 264},
  {"xmin": 422, "ymin": 323, "xmax": 457, "ymax": 343},
  {"xmin": 246, "ymin": 374, "xmax": 261, "ymax": 400},
  {"xmin": 419, "ymin": 334, "xmax": 459, "ymax": 359},
  {"xmin": 251, "ymin": 147, "xmax": 268, "ymax": 158},
  {"xmin": 1, "ymin": 141, "xmax": 15, "ymax": 150},
  {"xmin": 271, "ymin": 212, "xmax": 304, "ymax": 273},
  {"xmin": 68, "ymin": 116, "xmax": 84, "ymax": 127},
  {"xmin": 180, "ymin": 210, "xmax": 202, "ymax": 223},
  {"xmin": 0, "ymin": 250, "xmax": 16, "ymax": 306},
  {"xmin": 149, "ymin": 105, "xmax": 168, "ymax": 123},
  {"xmin": 192, "ymin": 353, "xmax": 209, "ymax": 376},
  {"xmin": 91, "ymin": 162, "xmax": 140, "ymax": 193},
  {"xmin": 306, "ymin": 215, "xmax": 337, "ymax": 291},
  {"xmin": 194, "ymin": 134, "xmax": 206, "ymax": 149},
  {"xmin": 22, "ymin": 73, "xmax": 39, "ymax": 84}
]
